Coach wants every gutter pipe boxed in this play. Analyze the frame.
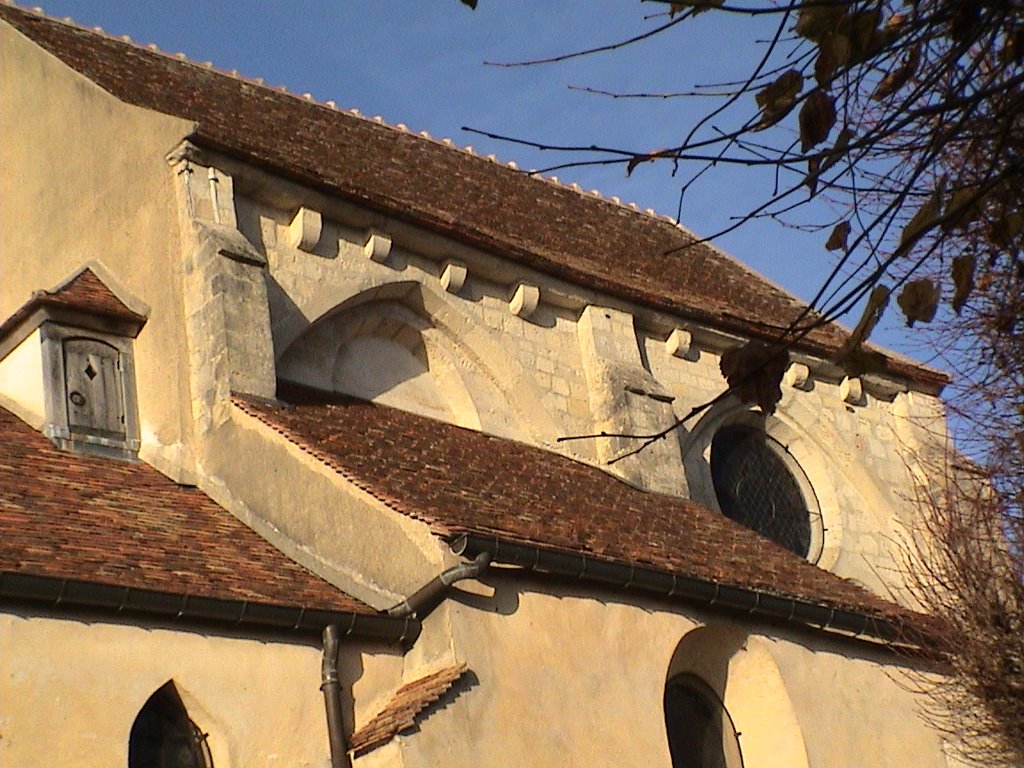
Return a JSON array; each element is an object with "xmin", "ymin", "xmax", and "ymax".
[
  {"xmin": 0, "ymin": 571, "xmax": 419, "ymax": 644},
  {"xmin": 451, "ymin": 534, "xmax": 926, "ymax": 648},
  {"xmin": 320, "ymin": 552, "xmax": 491, "ymax": 767},
  {"xmin": 386, "ymin": 551, "xmax": 492, "ymax": 618},
  {"xmin": 321, "ymin": 624, "xmax": 352, "ymax": 768}
]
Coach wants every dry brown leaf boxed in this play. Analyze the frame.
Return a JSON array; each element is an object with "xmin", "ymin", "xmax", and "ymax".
[
  {"xmin": 626, "ymin": 149, "xmax": 670, "ymax": 176},
  {"xmin": 872, "ymin": 45, "xmax": 921, "ymax": 100},
  {"xmin": 795, "ymin": 3, "xmax": 847, "ymax": 43},
  {"xmin": 821, "ymin": 127, "xmax": 854, "ymax": 173},
  {"xmin": 799, "ymin": 90, "xmax": 836, "ymax": 152},
  {"xmin": 719, "ymin": 340, "xmax": 789, "ymax": 415},
  {"xmin": 805, "ymin": 156, "xmax": 821, "ymax": 196},
  {"xmin": 839, "ymin": 284, "xmax": 890, "ymax": 356},
  {"xmin": 942, "ymin": 185, "xmax": 982, "ymax": 232},
  {"xmin": 826, "ymin": 221, "xmax": 851, "ymax": 251},
  {"xmin": 815, "ymin": 32, "xmax": 849, "ymax": 86},
  {"xmin": 844, "ymin": 8, "xmax": 884, "ymax": 64},
  {"xmin": 952, "ymin": 254, "xmax": 977, "ymax": 314},
  {"xmin": 899, "ymin": 185, "xmax": 943, "ymax": 253},
  {"xmin": 897, "ymin": 279, "xmax": 940, "ymax": 326},
  {"xmin": 670, "ymin": 0, "xmax": 724, "ymax": 16},
  {"xmin": 986, "ymin": 209, "xmax": 1024, "ymax": 248},
  {"xmin": 754, "ymin": 70, "xmax": 803, "ymax": 130}
]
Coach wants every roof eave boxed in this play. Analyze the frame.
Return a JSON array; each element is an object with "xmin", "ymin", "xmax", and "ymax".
[
  {"xmin": 451, "ymin": 533, "xmax": 938, "ymax": 653},
  {"xmin": 0, "ymin": 571, "xmax": 420, "ymax": 646}
]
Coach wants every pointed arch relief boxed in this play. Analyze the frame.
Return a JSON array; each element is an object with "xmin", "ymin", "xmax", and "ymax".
[
  {"xmin": 128, "ymin": 681, "xmax": 214, "ymax": 768},
  {"xmin": 276, "ymin": 281, "xmax": 560, "ymax": 444},
  {"xmin": 665, "ymin": 626, "xmax": 809, "ymax": 768}
]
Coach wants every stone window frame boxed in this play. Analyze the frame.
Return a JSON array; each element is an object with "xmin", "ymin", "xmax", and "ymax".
[
  {"xmin": 41, "ymin": 321, "xmax": 140, "ymax": 460},
  {"xmin": 710, "ymin": 422, "xmax": 823, "ymax": 561},
  {"xmin": 664, "ymin": 672, "xmax": 745, "ymax": 768},
  {"xmin": 682, "ymin": 405, "xmax": 838, "ymax": 567}
]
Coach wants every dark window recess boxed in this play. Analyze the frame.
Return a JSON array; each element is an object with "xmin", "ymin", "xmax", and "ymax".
[
  {"xmin": 664, "ymin": 674, "xmax": 743, "ymax": 768},
  {"xmin": 129, "ymin": 682, "xmax": 213, "ymax": 768},
  {"xmin": 711, "ymin": 425, "xmax": 811, "ymax": 557},
  {"xmin": 63, "ymin": 337, "xmax": 125, "ymax": 439}
]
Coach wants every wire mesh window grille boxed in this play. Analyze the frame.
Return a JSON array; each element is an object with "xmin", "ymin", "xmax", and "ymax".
[
  {"xmin": 129, "ymin": 682, "xmax": 213, "ymax": 768},
  {"xmin": 664, "ymin": 674, "xmax": 744, "ymax": 768},
  {"xmin": 711, "ymin": 425, "xmax": 812, "ymax": 557}
]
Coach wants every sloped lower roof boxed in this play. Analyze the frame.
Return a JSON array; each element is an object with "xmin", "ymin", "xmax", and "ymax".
[
  {"xmin": 0, "ymin": 4, "xmax": 945, "ymax": 389},
  {"xmin": 349, "ymin": 664, "xmax": 467, "ymax": 755},
  {"xmin": 234, "ymin": 386, "xmax": 921, "ymax": 628},
  {"xmin": 0, "ymin": 406, "xmax": 372, "ymax": 615}
]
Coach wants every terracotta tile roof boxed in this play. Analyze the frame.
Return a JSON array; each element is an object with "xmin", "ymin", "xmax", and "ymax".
[
  {"xmin": 349, "ymin": 663, "xmax": 467, "ymax": 755},
  {"xmin": 0, "ymin": 267, "xmax": 146, "ymax": 342},
  {"xmin": 0, "ymin": 5, "xmax": 945, "ymax": 389},
  {"xmin": 234, "ymin": 387, "xmax": 923, "ymax": 629},
  {"xmin": 37, "ymin": 267, "xmax": 145, "ymax": 323},
  {"xmin": 0, "ymin": 406, "xmax": 372, "ymax": 614}
]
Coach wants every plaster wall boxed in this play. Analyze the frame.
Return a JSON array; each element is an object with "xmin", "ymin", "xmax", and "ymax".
[
  {"xmin": 0, "ymin": 611, "xmax": 392, "ymax": 768},
  {"xmin": 0, "ymin": 328, "xmax": 45, "ymax": 427},
  {"xmin": 387, "ymin": 581, "xmax": 948, "ymax": 768},
  {"xmin": 197, "ymin": 407, "xmax": 449, "ymax": 607},
  {"xmin": 0, "ymin": 23, "xmax": 196, "ymax": 461}
]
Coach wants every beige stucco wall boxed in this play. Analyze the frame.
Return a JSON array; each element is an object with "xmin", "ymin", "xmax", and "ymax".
[
  {"xmin": 386, "ymin": 582, "xmax": 948, "ymax": 768},
  {"xmin": 0, "ymin": 327, "xmax": 45, "ymax": 427},
  {"xmin": 0, "ymin": 610, "xmax": 403, "ymax": 768},
  {"xmin": 0, "ymin": 20, "xmax": 195, "ymax": 464}
]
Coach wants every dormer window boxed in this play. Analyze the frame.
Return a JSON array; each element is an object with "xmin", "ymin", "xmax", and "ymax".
[
  {"xmin": 42, "ymin": 323, "xmax": 140, "ymax": 458},
  {"xmin": 0, "ymin": 266, "xmax": 147, "ymax": 460}
]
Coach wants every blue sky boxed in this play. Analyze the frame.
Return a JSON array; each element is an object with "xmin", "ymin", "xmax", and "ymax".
[{"xmin": 30, "ymin": 1, "xmax": 928, "ymax": 362}]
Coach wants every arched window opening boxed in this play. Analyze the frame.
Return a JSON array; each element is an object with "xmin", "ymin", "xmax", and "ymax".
[
  {"xmin": 128, "ymin": 682, "xmax": 212, "ymax": 768},
  {"xmin": 664, "ymin": 674, "xmax": 744, "ymax": 768},
  {"xmin": 710, "ymin": 425, "xmax": 812, "ymax": 557}
]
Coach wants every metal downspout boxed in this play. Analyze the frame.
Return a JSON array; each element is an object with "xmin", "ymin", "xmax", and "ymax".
[
  {"xmin": 320, "ymin": 624, "xmax": 352, "ymax": 768},
  {"xmin": 386, "ymin": 551, "xmax": 492, "ymax": 618}
]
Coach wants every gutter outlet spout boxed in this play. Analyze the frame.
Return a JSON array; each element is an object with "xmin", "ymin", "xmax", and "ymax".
[
  {"xmin": 386, "ymin": 551, "xmax": 491, "ymax": 618},
  {"xmin": 320, "ymin": 624, "xmax": 352, "ymax": 768}
]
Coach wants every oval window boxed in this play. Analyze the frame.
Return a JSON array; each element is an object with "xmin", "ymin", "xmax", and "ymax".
[{"xmin": 710, "ymin": 425, "xmax": 812, "ymax": 557}]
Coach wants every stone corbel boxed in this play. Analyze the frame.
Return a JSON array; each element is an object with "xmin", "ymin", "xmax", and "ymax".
[
  {"xmin": 861, "ymin": 373, "xmax": 906, "ymax": 401},
  {"xmin": 440, "ymin": 261, "xmax": 468, "ymax": 294},
  {"xmin": 509, "ymin": 283, "xmax": 540, "ymax": 319},
  {"xmin": 840, "ymin": 375, "xmax": 864, "ymax": 405},
  {"xmin": 287, "ymin": 207, "xmax": 322, "ymax": 252},
  {"xmin": 665, "ymin": 328, "xmax": 692, "ymax": 359},
  {"xmin": 364, "ymin": 231, "xmax": 392, "ymax": 263},
  {"xmin": 784, "ymin": 362, "xmax": 812, "ymax": 390}
]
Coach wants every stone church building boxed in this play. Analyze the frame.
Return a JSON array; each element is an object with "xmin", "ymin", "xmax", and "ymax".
[{"xmin": 1, "ymin": 5, "xmax": 959, "ymax": 766}]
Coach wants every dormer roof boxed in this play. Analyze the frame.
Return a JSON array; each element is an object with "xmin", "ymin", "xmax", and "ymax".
[
  {"xmin": 0, "ymin": 266, "xmax": 147, "ymax": 358},
  {"xmin": 0, "ymin": 3, "xmax": 947, "ymax": 390}
]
